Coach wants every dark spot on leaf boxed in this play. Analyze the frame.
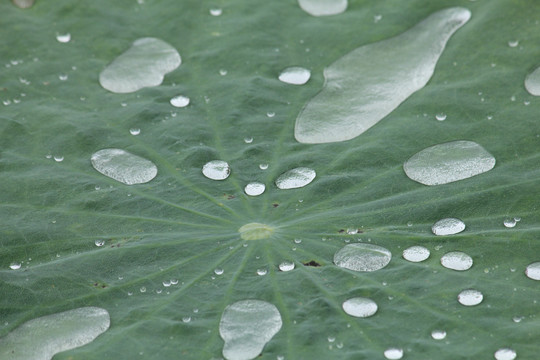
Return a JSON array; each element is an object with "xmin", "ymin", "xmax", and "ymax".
[
  {"xmin": 338, "ymin": 229, "xmax": 345, "ymax": 233},
  {"xmin": 357, "ymin": 229, "xmax": 363, "ymax": 233},
  {"xmin": 272, "ymin": 203, "xmax": 279, "ymax": 208},
  {"xmin": 303, "ymin": 260, "xmax": 321, "ymax": 267}
]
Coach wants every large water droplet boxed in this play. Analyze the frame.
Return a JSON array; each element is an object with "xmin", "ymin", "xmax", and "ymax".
[
  {"xmin": 494, "ymin": 348, "xmax": 517, "ymax": 360},
  {"xmin": 279, "ymin": 262, "xmax": 295, "ymax": 272},
  {"xmin": 334, "ymin": 243, "xmax": 391, "ymax": 272},
  {"xmin": 298, "ymin": 0, "xmax": 347, "ymax": 16},
  {"xmin": 525, "ymin": 66, "xmax": 540, "ymax": 95},
  {"xmin": 245, "ymin": 182, "xmax": 265, "ymax": 196},
  {"xmin": 170, "ymin": 95, "xmax": 190, "ymax": 108},
  {"xmin": 402, "ymin": 246, "xmax": 430, "ymax": 262},
  {"xmin": 384, "ymin": 348, "xmax": 404, "ymax": 360},
  {"xmin": 457, "ymin": 289, "xmax": 483, "ymax": 306},
  {"xmin": 275, "ymin": 167, "xmax": 316, "ymax": 189},
  {"xmin": 0, "ymin": 307, "xmax": 110, "ymax": 360},
  {"xmin": 239, "ymin": 223, "xmax": 274, "ymax": 241},
  {"xmin": 525, "ymin": 262, "xmax": 540, "ymax": 280},
  {"xmin": 431, "ymin": 330, "xmax": 446, "ymax": 340},
  {"xmin": 342, "ymin": 297, "xmax": 378, "ymax": 318},
  {"xmin": 278, "ymin": 67, "xmax": 311, "ymax": 85},
  {"xmin": 404, "ymin": 140, "xmax": 495, "ymax": 185},
  {"xmin": 219, "ymin": 300, "xmax": 282, "ymax": 360},
  {"xmin": 440, "ymin": 251, "xmax": 473, "ymax": 271},
  {"xmin": 295, "ymin": 7, "xmax": 471, "ymax": 143},
  {"xmin": 202, "ymin": 160, "xmax": 231, "ymax": 180},
  {"xmin": 99, "ymin": 38, "xmax": 181, "ymax": 93},
  {"xmin": 91, "ymin": 149, "xmax": 158, "ymax": 185},
  {"xmin": 432, "ymin": 218, "xmax": 466, "ymax": 235}
]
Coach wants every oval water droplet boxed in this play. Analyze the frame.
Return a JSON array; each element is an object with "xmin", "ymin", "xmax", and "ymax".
[
  {"xmin": 278, "ymin": 67, "xmax": 311, "ymax": 85},
  {"xmin": 494, "ymin": 348, "xmax": 517, "ymax": 360},
  {"xmin": 508, "ymin": 40, "xmax": 519, "ymax": 48},
  {"xmin": 214, "ymin": 268, "xmax": 224, "ymax": 276},
  {"xmin": 91, "ymin": 149, "xmax": 158, "ymax": 185},
  {"xmin": 384, "ymin": 348, "xmax": 404, "ymax": 360},
  {"xmin": 256, "ymin": 268, "xmax": 268, "ymax": 276},
  {"xmin": 404, "ymin": 140, "xmax": 495, "ymax": 185},
  {"xmin": 431, "ymin": 330, "xmax": 446, "ymax": 340},
  {"xmin": 244, "ymin": 137, "xmax": 254, "ymax": 144},
  {"xmin": 298, "ymin": 0, "xmax": 347, "ymax": 16},
  {"xmin": 202, "ymin": 160, "xmax": 231, "ymax": 180},
  {"xmin": 402, "ymin": 246, "xmax": 430, "ymax": 262},
  {"xmin": 457, "ymin": 289, "xmax": 483, "ymax": 306},
  {"xmin": 99, "ymin": 38, "xmax": 181, "ymax": 93},
  {"xmin": 9, "ymin": 262, "xmax": 21, "ymax": 270},
  {"xmin": 129, "ymin": 128, "xmax": 141, "ymax": 136},
  {"xmin": 239, "ymin": 223, "xmax": 273, "ymax": 241},
  {"xmin": 342, "ymin": 297, "xmax": 377, "ymax": 318},
  {"xmin": 53, "ymin": 155, "xmax": 64, "ymax": 162},
  {"xmin": 279, "ymin": 262, "xmax": 295, "ymax": 272},
  {"xmin": 432, "ymin": 218, "xmax": 466, "ymax": 235},
  {"xmin": 275, "ymin": 167, "xmax": 316, "ymax": 189},
  {"xmin": 56, "ymin": 33, "xmax": 71, "ymax": 43},
  {"xmin": 266, "ymin": 111, "xmax": 276, "ymax": 118},
  {"xmin": 334, "ymin": 243, "xmax": 392, "ymax": 272},
  {"xmin": 525, "ymin": 262, "xmax": 540, "ymax": 280},
  {"xmin": 94, "ymin": 239, "xmax": 105, "ymax": 247},
  {"xmin": 219, "ymin": 300, "xmax": 282, "ymax": 360},
  {"xmin": 259, "ymin": 163, "xmax": 269, "ymax": 170},
  {"xmin": 245, "ymin": 182, "xmax": 265, "ymax": 196},
  {"xmin": 210, "ymin": 8, "xmax": 223, "ymax": 16},
  {"xmin": 435, "ymin": 113, "xmax": 447, "ymax": 121},
  {"xmin": 441, "ymin": 251, "xmax": 473, "ymax": 271},
  {"xmin": 170, "ymin": 95, "xmax": 190, "ymax": 108},
  {"xmin": 503, "ymin": 218, "xmax": 517, "ymax": 228}
]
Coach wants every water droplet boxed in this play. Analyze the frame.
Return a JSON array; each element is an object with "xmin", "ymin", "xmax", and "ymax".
[
  {"xmin": 94, "ymin": 239, "xmax": 105, "ymax": 247},
  {"xmin": 441, "ymin": 251, "xmax": 473, "ymax": 271},
  {"xmin": 91, "ymin": 149, "xmax": 158, "ymax": 185},
  {"xmin": 244, "ymin": 137, "xmax": 254, "ymax": 144},
  {"xmin": 182, "ymin": 316, "xmax": 191, "ymax": 323},
  {"xmin": 214, "ymin": 268, "xmax": 224, "ymax": 275},
  {"xmin": 162, "ymin": 280, "xmax": 171, "ymax": 287},
  {"xmin": 259, "ymin": 163, "xmax": 269, "ymax": 170},
  {"xmin": 245, "ymin": 182, "xmax": 265, "ymax": 196},
  {"xmin": 298, "ymin": 0, "xmax": 347, "ymax": 16},
  {"xmin": 219, "ymin": 69, "xmax": 228, "ymax": 76},
  {"xmin": 432, "ymin": 218, "xmax": 466, "ymax": 235},
  {"xmin": 9, "ymin": 262, "xmax": 21, "ymax": 270},
  {"xmin": 503, "ymin": 218, "xmax": 517, "ymax": 228},
  {"xmin": 220, "ymin": 300, "xmax": 282, "ymax": 360},
  {"xmin": 275, "ymin": 167, "xmax": 316, "ymax": 189},
  {"xmin": 170, "ymin": 279, "xmax": 178, "ymax": 285},
  {"xmin": 202, "ymin": 160, "xmax": 231, "ymax": 180},
  {"xmin": 0, "ymin": 307, "xmax": 109, "ymax": 359},
  {"xmin": 256, "ymin": 268, "xmax": 268, "ymax": 276},
  {"xmin": 512, "ymin": 316, "xmax": 524, "ymax": 323},
  {"xmin": 266, "ymin": 111, "xmax": 276, "ymax": 118},
  {"xmin": 508, "ymin": 40, "xmax": 519, "ymax": 47},
  {"xmin": 239, "ymin": 223, "xmax": 274, "ymax": 241},
  {"xmin": 170, "ymin": 95, "xmax": 190, "ymax": 108},
  {"xmin": 342, "ymin": 297, "xmax": 377, "ymax": 318},
  {"xmin": 295, "ymin": 7, "xmax": 470, "ymax": 143},
  {"xmin": 53, "ymin": 155, "xmax": 64, "ymax": 162},
  {"xmin": 59, "ymin": 74, "xmax": 68, "ymax": 81},
  {"xmin": 56, "ymin": 33, "xmax": 71, "ymax": 43},
  {"xmin": 457, "ymin": 289, "xmax": 483, "ymax": 306},
  {"xmin": 279, "ymin": 262, "xmax": 295, "ymax": 272},
  {"xmin": 402, "ymin": 246, "xmax": 430, "ymax": 262},
  {"xmin": 431, "ymin": 329, "xmax": 446, "ymax": 340},
  {"xmin": 494, "ymin": 348, "xmax": 517, "ymax": 360},
  {"xmin": 99, "ymin": 38, "xmax": 181, "ymax": 93},
  {"xmin": 294, "ymin": 238, "xmax": 302, "ymax": 244},
  {"xmin": 334, "ymin": 243, "xmax": 392, "ymax": 272},
  {"xmin": 129, "ymin": 128, "xmax": 141, "ymax": 135},
  {"xmin": 12, "ymin": 0, "xmax": 35, "ymax": 9},
  {"xmin": 278, "ymin": 67, "xmax": 311, "ymax": 85},
  {"xmin": 346, "ymin": 228, "xmax": 358, "ymax": 235},
  {"xmin": 404, "ymin": 140, "xmax": 495, "ymax": 185},
  {"xmin": 210, "ymin": 8, "xmax": 222, "ymax": 16},
  {"xmin": 384, "ymin": 348, "xmax": 404, "ymax": 360},
  {"xmin": 374, "ymin": 14, "xmax": 382, "ymax": 23},
  {"xmin": 525, "ymin": 262, "xmax": 540, "ymax": 280},
  {"xmin": 2, "ymin": 99, "xmax": 11, "ymax": 106},
  {"xmin": 140, "ymin": 286, "xmax": 146, "ymax": 293},
  {"xmin": 435, "ymin": 113, "xmax": 447, "ymax": 121}
]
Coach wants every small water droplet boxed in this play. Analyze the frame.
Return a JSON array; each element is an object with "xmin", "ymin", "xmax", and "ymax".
[
  {"xmin": 431, "ymin": 329, "xmax": 446, "ymax": 340},
  {"xmin": 259, "ymin": 163, "xmax": 269, "ymax": 170},
  {"xmin": 441, "ymin": 251, "xmax": 473, "ymax": 271},
  {"xmin": 342, "ymin": 297, "xmax": 377, "ymax": 318},
  {"xmin": 508, "ymin": 40, "xmax": 519, "ymax": 47},
  {"xmin": 512, "ymin": 316, "xmax": 524, "ymax": 323},
  {"xmin": 2, "ymin": 99, "xmax": 11, "ymax": 106},
  {"xmin": 278, "ymin": 67, "xmax": 311, "ymax": 85},
  {"xmin": 256, "ymin": 268, "xmax": 268, "ymax": 276},
  {"xmin": 334, "ymin": 243, "xmax": 392, "ymax": 272},
  {"xmin": 56, "ymin": 33, "xmax": 71, "ymax": 43},
  {"xmin": 266, "ymin": 111, "xmax": 276, "ymax": 118},
  {"xmin": 139, "ymin": 286, "xmax": 147, "ymax": 293},
  {"xmin": 59, "ymin": 74, "xmax": 68, "ymax": 81},
  {"xmin": 9, "ymin": 262, "xmax": 21, "ymax": 270},
  {"xmin": 121, "ymin": 102, "xmax": 127, "ymax": 107},
  {"xmin": 384, "ymin": 348, "xmax": 403, "ymax": 360},
  {"xmin": 294, "ymin": 238, "xmax": 302, "ymax": 244},
  {"xmin": 403, "ymin": 246, "xmax": 430, "ymax": 262},
  {"xmin": 275, "ymin": 167, "xmax": 316, "ymax": 189},
  {"xmin": 245, "ymin": 182, "xmax": 265, "ymax": 196},
  {"xmin": 435, "ymin": 113, "xmax": 447, "ymax": 121},
  {"xmin": 182, "ymin": 316, "xmax": 191, "ymax": 323},
  {"xmin": 525, "ymin": 262, "xmax": 540, "ymax": 280},
  {"xmin": 129, "ymin": 128, "xmax": 141, "ymax": 135},
  {"xmin": 162, "ymin": 280, "xmax": 171, "ymax": 287},
  {"xmin": 494, "ymin": 348, "xmax": 517, "ymax": 360},
  {"xmin": 214, "ymin": 268, "xmax": 224, "ymax": 275},
  {"xmin": 432, "ymin": 218, "xmax": 466, "ymax": 235},
  {"xmin": 374, "ymin": 14, "xmax": 382, "ymax": 23},
  {"xmin": 219, "ymin": 69, "xmax": 228, "ymax": 76},
  {"xmin": 127, "ymin": 291, "xmax": 133, "ymax": 296},
  {"xmin": 170, "ymin": 279, "xmax": 178, "ymax": 285},
  {"xmin": 346, "ymin": 228, "xmax": 358, "ymax": 235},
  {"xmin": 202, "ymin": 160, "xmax": 231, "ymax": 180},
  {"xmin": 209, "ymin": 8, "xmax": 222, "ymax": 16},
  {"xmin": 54, "ymin": 155, "xmax": 64, "ymax": 162},
  {"xmin": 170, "ymin": 95, "xmax": 190, "ymax": 108},
  {"xmin": 503, "ymin": 218, "xmax": 517, "ymax": 228},
  {"xmin": 94, "ymin": 239, "xmax": 105, "ymax": 247},
  {"xmin": 244, "ymin": 137, "xmax": 254, "ymax": 144},
  {"xmin": 279, "ymin": 262, "xmax": 295, "ymax": 272},
  {"xmin": 457, "ymin": 289, "xmax": 483, "ymax": 306}
]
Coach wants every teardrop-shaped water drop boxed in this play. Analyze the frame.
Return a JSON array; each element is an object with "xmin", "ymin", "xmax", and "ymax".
[
  {"xmin": 402, "ymin": 246, "xmax": 430, "ymax": 262},
  {"xmin": 432, "ymin": 218, "xmax": 466, "ymax": 235},
  {"xmin": 91, "ymin": 149, "xmax": 158, "ymax": 185},
  {"xmin": 525, "ymin": 262, "xmax": 540, "ymax": 280},
  {"xmin": 99, "ymin": 38, "xmax": 181, "ymax": 93},
  {"xmin": 219, "ymin": 300, "xmax": 282, "ymax": 360},
  {"xmin": 457, "ymin": 289, "xmax": 483, "ymax": 306},
  {"xmin": 334, "ymin": 243, "xmax": 391, "ymax": 272},
  {"xmin": 295, "ymin": 7, "xmax": 471, "ymax": 143},
  {"xmin": 202, "ymin": 160, "xmax": 231, "ymax": 180},
  {"xmin": 404, "ymin": 140, "xmax": 495, "ymax": 185},
  {"xmin": 431, "ymin": 330, "xmax": 446, "ymax": 340},
  {"xmin": 245, "ymin": 182, "xmax": 265, "ymax": 196},
  {"xmin": 440, "ymin": 251, "xmax": 473, "ymax": 271},
  {"xmin": 279, "ymin": 262, "xmax": 295, "ymax": 272},
  {"xmin": 494, "ymin": 348, "xmax": 517, "ymax": 360},
  {"xmin": 384, "ymin": 348, "xmax": 404, "ymax": 360},
  {"xmin": 170, "ymin": 95, "xmax": 190, "ymax": 108},
  {"xmin": 275, "ymin": 167, "xmax": 316, "ymax": 189},
  {"xmin": 278, "ymin": 67, "xmax": 311, "ymax": 85},
  {"xmin": 342, "ymin": 297, "xmax": 377, "ymax": 318},
  {"xmin": 298, "ymin": 0, "xmax": 347, "ymax": 16}
]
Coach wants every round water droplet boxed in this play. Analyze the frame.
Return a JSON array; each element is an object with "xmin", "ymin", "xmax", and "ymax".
[
  {"xmin": 432, "ymin": 218, "xmax": 466, "ymax": 235},
  {"xmin": 53, "ymin": 155, "xmax": 64, "ymax": 162},
  {"xmin": 91, "ymin": 149, "xmax": 158, "ymax": 185},
  {"xmin": 56, "ymin": 33, "xmax": 71, "ymax": 43},
  {"xmin": 59, "ymin": 74, "xmax": 68, "ymax": 81},
  {"xmin": 494, "ymin": 348, "xmax": 517, "ymax": 360},
  {"xmin": 525, "ymin": 262, "xmax": 540, "ymax": 280},
  {"xmin": 431, "ymin": 329, "xmax": 446, "ymax": 340},
  {"xmin": 170, "ymin": 95, "xmax": 190, "ymax": 108},
  {"xmin": 257, "ymin": 268, "xmax": 268, "ymax": 276},
  {"xmin": 266, "ymin": 111, "xmax": 276, "ymax": 118},
  {"xmin": 275, "ymin": 167, "xmax": 316, "ymax": 189},
  {"xmin": 279, "ymin": 67, "xmax": 311, "ymax": 85},
  {"xmin": 334, "ymin": 243, "xmax": 392, "ymax": 272},
  {"xmin": 214, "ymin": 268, "xmax": 224, "ymax": 275},
  {"xmin": 279, "ymin": 262, "xmax": 295, "ymax": 272},
  {"xmin": 245, "ymin": 182, "xmax": 265, "ymax": 196},
  {"xmin": 384, "ymin": 348, "xmax": 403, "ymax": 360},
  {"xmin": 259, "ymin": 163, "xmax": 269, "ymax": 170},
  {"xmin": 162, "ymin": 280, "xmax": 171, "ymax": 287},
  {"xmin": 210, "ymin": 8, "xmax": 222, "ymax": 16},
  {"xmin": 503, "ymin": 218, "xmax": 517, "ymax": 228},
  {"xmin": 342, "ymin": 297, "xmax": 377, "ymax": 318},
  {"xmin": 457, "ymin": 289, "xmax": 483, "ymax": 306},
  {"xmin": 294, "ymin": 238, "xmax": 302, "ymax": 244},
  {"xmin": 202, "ymin": 160, "xmax": 230, "ymax": 180},
  {"xmin": 402, "ymin": 246, "xmax": 430, "ymax": 262},
  {"xmin": 139, "ymin": 286, "xmax": 146, "ymax": 293},
  {"xmin": 441, "ymin": 251, "xmax": 473, "ymax": 271},
  {"xmin": 219, "ymin": 69, "xmax": 228, "ymax": 76},
  {"xmin": 94, "ymin": 239, "xmax": 105, "ymax": 247},
  {"xmin": 182, "ymin": 316, "xmax": 191, "ymax": 323},
  {"xmin": 170, "ymin": 279, "xmax": 178, "ymax": 285},
  {"xmin": 508, "ymin": 40, "xmax": 519, "ymax": 47},
  {"xmin": 435, "ymin": 113, "xmax": 447, "ymax": 121},
  {"xmin": 244, "ymin": 137, "xmax": 254, "ymax": 144},
  {"xmin": 129, "ymin": 128, "xmax": 141, "ymax": 136},
  {"xmin": 9, "ymin": 262, "xmax": 21, "ymax": 270}
]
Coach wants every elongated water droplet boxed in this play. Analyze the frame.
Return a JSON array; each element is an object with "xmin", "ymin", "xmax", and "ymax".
[
  {"xmin": 494, "ymin": 348, "xmax": 517, "ymax": 360},
  {"xmin": 298, "ymin": 0, "xmax": 347, "ymax": 16},
  {"xmin": 0, "ymin": 307, "xmax": 109, "ymax": 360},
  {"xmin": 384, "ymin": 348, "xmax": 403, "ymax": 360},
  {"xmin": 91, "ymin": 149, "xmax": 158, "ymax": 185},
  {"xmin": 342, "ymin": 297, "xmax": 377, "ymax": 318},
  {"xmin": 441, "ymin": 251, "xmax": 473, "ymax": 271},
  {"xmin": 432, "ymin": 218, "xmax": 466, "ymax": 235},
  {"xmin": 278, "ymin": 67, "xmax": 311, "ymax": 85},
  {"xmin": 170, "ymin": 95, "xmax": 190, "ymax": 108},
  {"xmin": 245, "ymin": 182, "xmax": 265, "ymax": 196},
  {"xmin": 219, "ymin": 300, "xmax": 282, "ymax": 360},
  {"xmin": 279, "ymin": 262, "xmax": 295, "ymax": 272},
  {"xmin": 334, "ymin": 243, "xmax": 391, "ymax": 272},
  {"xmin": 402, "ymin": 246, "xmax": 430, "ymax": 262},
  {"xmin": 457, "ymin": 289, "xmax": 483, "ymax": 306},
  {"xmin": 525, "ymin": 262, "xmax": 540, "ymax": 280},
  {"xmin": 239, "ymin": 223, "xmax": 274, "ymax": 241},
  {"xmin": 99, "ymin": 38, "xmax": 181, "ymax": 93},
  {"xmin": 404, "ymin": 140, "xmax": 495, "ymax": 185},
  {"xmin": 202, "ymin": 160, "xmax": 231, "ymax": 180},
  {"xmin": 431, "ymin": 330, "xmax": 446, "ymax": 340},
  {"xmin": 275, "ymin": 167, "xmax": 316, "ymax": 189},
  {"xmin": 9, "ymin": 262, "xmax": 21, "ymax": 270},
  {"xmin": 295, "ymin": 7, "xmax": 471, "ymax": 143}
]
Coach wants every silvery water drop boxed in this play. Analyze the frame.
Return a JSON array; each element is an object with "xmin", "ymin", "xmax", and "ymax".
[
  {"xmin": 210, "ymin": 8, "xmax": 222, "ymax": 16},
  {"xmin": 525, "ymin": 262, "xmax": 540, "ymax": 280},
  {"xmin": 56, "ymin": 33, "xmax": 71, "ymax": 43},
  {"xmin": 494, "ymin": 348, "xmax": 517, "ymax": 360},
  {"xmin": 279, "ymin": 262, "xmax": 295, "ymax": 272},
  {"xmin": 94, "ymin": 239, "xmax": 105, "ymax": 247},
  {"xmin": 441, "ymin": 251, "xmax": 473, "ymax": 271},
  {"xmin": 435, "ymin": 113, "xmax": 447, "ymax": 121},
  {"xmin": 298, "ymin": 0, "xmax": 347, "ymax": 16},
  {"xmin": 91, "ymin": 149, "xmax": 158, "ymax": 185},
  {"xmin": 140, "ymin": 286, "xmax": 146, "ymax": 293},
  {"xmin": 342, "ymin": 297, "xmax": 377, "ymax": 318},
  {"xmin": 503, "ymin": 218, "xmax": 517, "ymax": 228},
  {"xmin": 431, "ymin": 330, "xmax": 446, "ymax": 340},
  {"xmin": 245, "ymin": 182, "xmax": 265, "ymax": 196},
  {"xmin": 214, "ymin": 268, "xmax": 224, "ymax": 276},
  {"xmin": 170, "ymin": 95, "xmax": 190, "ymax": 108},
  {"xmin": 402, "ymin": 246, "xmax": 430, "ymax": 262},
  {"xmin": 384, "ymin": 348, "xmax": 403, "ymax": 360},
  {"xmin": 334, "ymin": 243, "xmax": 391, "ymax": 272},
  {"xmin": 432, "ymin": 218, "xmax": 466, "ymax": 235},
  {"xmin": 53, "ymin": 155, "xmax": 64, "ymax": 162},
  {"xmin": 457, "ymin": 289, "xmax": 483, "ymax": 306},
  {"xmin": 278, "ymin": 67, "xmax": 311, "ymax": 85},
  {"xmin": 259, "ymin": 163, "xmax": 269, "ymax": 170},
  {"xmin": 244, "ymin": 137, "xmax": 253, "ymax": 144},
  {"xmin": 202, "ymin": 160, "xmax": 231, "ymax": 180},
  {"xmin": 508, "ymin": 40, "xmax": 519, "ymax": 48},
  {"xmin": 266, "ymin": 111, "xmax": 275, "ymax": 118},
  {"xmin": 275, "ymin": 167, "xmax": 316, "ymax": 189},
  {"xmin": 129, "ymin": 128, "xmax": 141, "ymax": 135},
  {"xmin": 256, "ymin": 269, "xmax": 267, "ymax": 276},
  {"xmin": 9, "ymin": 262, "xmax": 21, "ymax": 270}
]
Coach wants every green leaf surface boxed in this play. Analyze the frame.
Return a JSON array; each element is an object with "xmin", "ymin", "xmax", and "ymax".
[{"xmin": 1, "ymin": 0, "xmax": 539, "ymax": 359}]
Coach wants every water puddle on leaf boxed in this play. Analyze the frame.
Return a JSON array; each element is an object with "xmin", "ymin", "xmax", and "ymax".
[
  {"xmin": 219, "ymin": 300, "xmax": 282, "ymax": 360},
  {"xmin": 440, "ymin": 251, "xmax": 473, "ymax": 271},
  {"xmin": 298, "ymin": 0, "xmax": 347, "ymax": 16},
  {"xmin": 0, "ymin": 307, "xmax": 110, "ymax": 360},
  {"xmin": 432, "ymin": 218, "xmax": 466, "ymax": 235},
  {"xmin": 342, "ymin": 297, "xmax": 378, "ymax": 318},
  {"xmin": 202, "ymin": 160, "xmax": 231, "ymax": 180},
  {"xmin": 295, "ymin": 7, "xmax": 470, "ymax": 143},
  {"xmin": 278, "ymin": 67, "xmax": 311, "ymax": 85},
  {"xmin": 457, "ymin": 289, "xmax": 483, "ymax": 306},
  {"xmin": 99, "ymin": 37, "xmax": 181, "ymax": 93},
  {"xmin": 402, "ymin": 246, "xmax": 430, "ymax": 262},
  {"xmin": 404, "ymin": 140, "xmax": 495, "ymax": 185},
  {"xmin": 275, "ymin": 167, "xmax": 316, "ymax": 189},
  {"xmin": 525, "ymin": 262, "xmax": 540, "ymax": 280},
  {"xmin": 91, "ymin": 149, "xmax": 157, "ymax": 185},
  {"xmin": 334, "ymin": 243, "xmax": 391, "ymax": 272},
  {"xmin": 494, "ymin": 348, "xmax": 517, "ymax": 360}
]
